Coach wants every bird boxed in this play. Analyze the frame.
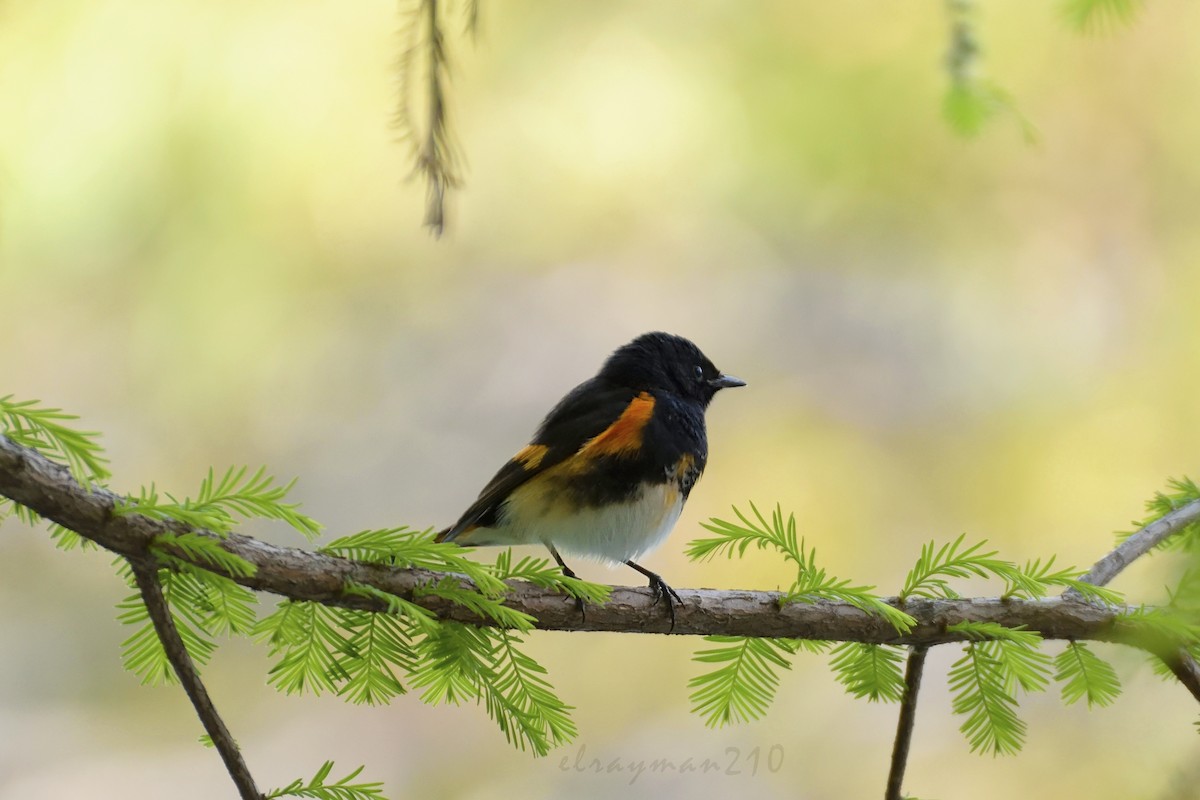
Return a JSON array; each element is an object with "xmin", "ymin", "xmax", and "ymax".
[{"xmin": 436, "ymin": 331, "xmax": 745, "ymax": 629}]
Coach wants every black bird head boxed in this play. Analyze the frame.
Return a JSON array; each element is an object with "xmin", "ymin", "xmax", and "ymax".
[{"xmin": 599, "ymin": 332, "xmax": 746, "ymax": 406}]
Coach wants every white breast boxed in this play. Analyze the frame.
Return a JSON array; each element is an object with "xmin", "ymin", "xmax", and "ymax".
[{"xmin": 482, "ymin": 481, "xmax": 684, "ymax": 564}]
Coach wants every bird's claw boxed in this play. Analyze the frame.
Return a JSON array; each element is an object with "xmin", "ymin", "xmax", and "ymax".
[{"xmin": 647, "ymin": 574, "xmax": 682, "ymax": 632}]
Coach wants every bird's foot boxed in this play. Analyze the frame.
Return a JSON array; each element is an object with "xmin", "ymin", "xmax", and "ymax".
[
  {"xmin": 625, "ymin": 560, "xmax": 682, "ymax": 632},
  {"xmin": 547, "ymin": 545, "xmax": 587, "ymax": 622}
]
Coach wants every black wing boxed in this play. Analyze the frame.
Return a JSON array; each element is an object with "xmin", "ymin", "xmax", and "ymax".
[{"xmin": 437, "ymin": 379, "xmax": 636, "ymax": 541}]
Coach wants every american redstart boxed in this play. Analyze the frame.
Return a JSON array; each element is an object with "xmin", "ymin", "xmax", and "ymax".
[{"xmin": 438, "ymin": 332, "xmax": 744, "ymax": 627}]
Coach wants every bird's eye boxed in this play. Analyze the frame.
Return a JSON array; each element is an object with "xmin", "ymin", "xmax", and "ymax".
[{"xmin": 693, "ymin": 365, "xmax": 705, "ymax": 382}]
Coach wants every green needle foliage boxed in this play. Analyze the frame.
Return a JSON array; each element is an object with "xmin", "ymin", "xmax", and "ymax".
[
  {"xmin": 1167, "ymin": 567, "xmax": 1200, "ymax": 623},
  {"xmin": 321, "ymin": 528, "xmax": 535, "ymax": 627},
  {"xmin": 108, "ymin": 466, "xmax": 319, "ymax": 688},
  {"xmin": 343, "ymin": 580, "xmax": 439, "ymax": 629},
  {"xmin": 414, "ymin": 578, "xmax": 536, "ymax": 630},
  {"xmin": 1126, "ymin": 606, "xmax": 1200, "ymax": 645},
  {"xmin": 689, "ymin": 636, "xmax": 804, "ymax": 728},
  {"xmin": 117, "ymin": 567, "xmax": 235, "ymax": 684},
  {"xmin": 943, "ymin": 81, "xmax": 1030, "ymax": 140},
  {"xmin": 116, "ymin": 562, "xmax": 259, "ymax": 683},
  {"xmin": 946, "ymin": 622, "xmax": 1052, "ymax": 755},
  {"xmin": 1120, "ymin": 476, "xmax": 1200, "ymax": 552},
  {"xmin": 265, "ymin": 761, "xmax": 386, "ymax": 800},
  {"xmin": 902, "ymin": 533, "xmax": 1122, "ymax": 605},
  {"xmin": 318, "ymin": 526, "xmax": 431, "ymax": 562},
  {"xmin": 115, "ymin": 466, "xmax": 321, "ymax": 539},
  {"xmin": 1118, "ymin": 557, "xmax": 1200, "ymax": 675},
  {"xmin": 485, "ymin": 630, "xmax": 578, "ymax": 753},
  {"xmin": 256, "ymin": 600, "xmax": 349, "ymax": 695},
  {"xmin": 490, "ymin": 549, "xmax": 611, "ymax": 605},
  {"xmin": 1055, "ymin": 642, "xmax": 1122, "ymax": 707},
  {"xmin": 257, "ymin": 528, "xmax": 586, "ymax": 756},
  {"xmin": 948, "ymin": 639, "xmax": 1024, "ymax": 756},
  {"xmin": 689, "ymin": 503, "xmax": 916, "ymax": 633},
  {"xmin": 408, "ymin": 621, "xmax": 576, "ymax": 755},
  {"xmin": 687, "ymin": 512, "xmax": 1130, "ymax": 752},
  {"xmin": 0, "ymin": 395, "xmax": 110, "ymax": 530},
  {"xmin": 151, "ymin": 531, "xmax": 257, "ymax": 578},
  {"xmin": 7, "ymin": 393, "xmax": 1200, "ymax": 794},
  {"xmin": 828, "ymin": 643, "xmax": 907, "ymax": 703},
  {"xmin": 1005, "ymin": 557, "xmax": 1123, "ymax": 603},
  {"xmin": 940, "ymin": 0, "xmax": 1147, "ymax": 141},
  {"xmin": 901, "ymin": 535, "xmax": 1013, "ymax": 600},
  {"xmin": 44, "ymin": 522, "xmax": 96, "ymax": 551},
  {"xmin": 118, "ymin": 599, "xmax": 215, "ymax": 685},
  {"xmin": 322, "ymin": 526, "xmax": 478, "ymax": 570},
  {"xmin": 963, "ymin": 625, "xmax": 1052, "ymax": 694},
  {"xmin": 325, "ymin": 532, "xmax": 608, "ymax": 620},
  {"xmin": 1062, "ymin": 0, "xmax": 1143, "ymax": 32},
  {"xmin": 410, "ymin": 620, "xmax": 494, "ymax": 704},
  {"xmin": 319, "ymin": 526, "xmax": 507, "ymax": 596},
  {"xmin": 334, "ymin": 609, "xmax": 414, "ymax": 705},
  {"xmin": 942, "ymin": 0, "xmax": 1038, "ymax": 142},
  {"xmin": 0, "ymin": 395, "xmax": 110, "ymax": 486}
]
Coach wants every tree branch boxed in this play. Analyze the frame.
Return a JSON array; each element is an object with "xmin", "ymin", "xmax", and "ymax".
[
  {"xmin": 0, "ymin": 435, "xmax": 1142, "ymax": 645},
  {"xmin": 128, "ymin": 557, "xmax": 262, "ymax": 800},
  {"xmin": 4, "ymin": 433, "xmax": 1199, "ymax": 800},
  {"xmin": 886, "ymin": 645, "xmax": 928, "ymax": 800}
]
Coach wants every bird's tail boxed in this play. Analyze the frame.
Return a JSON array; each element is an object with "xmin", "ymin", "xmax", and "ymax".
[{"xmin": 435, "ymin": 523, "xmax": 482, "ymax": 545}]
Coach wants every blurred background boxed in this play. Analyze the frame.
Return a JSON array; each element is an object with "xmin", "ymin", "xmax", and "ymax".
[{"xmin": 3, "ymin": 0, "xmax": 1200, "ymax": 798}]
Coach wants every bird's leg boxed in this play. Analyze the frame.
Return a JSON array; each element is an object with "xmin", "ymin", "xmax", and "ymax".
[
  {"xmin": 546, "ymin": 543, "xmax": 586, "ymax": 621},
  {"xmin": 624, "ymin": 560, "xmax": 682, "ymax": 632}
]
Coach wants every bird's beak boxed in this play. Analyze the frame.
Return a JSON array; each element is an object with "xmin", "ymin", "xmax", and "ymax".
[{"xmin": 709, "ymin": 373, "xmax": 747, "ymax": 389}]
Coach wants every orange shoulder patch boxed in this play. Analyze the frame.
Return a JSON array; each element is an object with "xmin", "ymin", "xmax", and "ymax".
[
  {"xmin": 513, "ymin": 443, "xmax": 549, "ymax": 470},
  {"xmin": 581, "ymin": 392, "xmax": 655, "ymax": 457}
]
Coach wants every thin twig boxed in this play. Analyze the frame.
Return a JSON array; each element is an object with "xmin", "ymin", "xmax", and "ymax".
[
  {"xmin": 945, "ymin": 0, "xmax": 978, "ymax": 85},
  {"xmin": 393, "ymin": 0, "xmax": 461, "ymax": 236},
  {"xmin": 463, "ymin": 0, "xmax": 481, "ymax": 39},
  {"xmin": 421, "ymin": 0, "xmax": 445, "ymax": 234},
  {"xmin": 417, "ymin": 0, "xmax": 459, "ymax": 236},
  {"xmin": 885, "ymin": 645, "xmax": 928, "ymax": 800},
  {"xmin": 1154, "ymin": 646, "xmax": 1200, "ymax": 704},
  {"xmin": 1075, "ymin": 499, "xmax": 1200, "ymax": 589},
  {"xmin": 128, "ymin": 557, "xmax": 261, "ymax": 800},
  {"xmin": 1071, "ymin": 497, "xmax": 1200, "ymax": 702}
]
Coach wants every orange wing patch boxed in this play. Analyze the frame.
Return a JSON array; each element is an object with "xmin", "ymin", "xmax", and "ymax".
[
  {"xmin": 580, "ymin": 392, "xmax": 655, "ymax": 457},
  {"xmin": 514, "ymin": 443, "xmax": 549, "ymax": 470}
]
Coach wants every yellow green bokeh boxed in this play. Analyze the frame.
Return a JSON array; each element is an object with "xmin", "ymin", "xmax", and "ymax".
[{"xmin": 3, "ymin": 2, "xmax": 1199, "ymax": 798}]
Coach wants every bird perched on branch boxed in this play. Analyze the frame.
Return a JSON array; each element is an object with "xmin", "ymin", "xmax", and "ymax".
[{"xmin": 437, "ymin": 332, "xmax": 745, "ymax": 629}]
